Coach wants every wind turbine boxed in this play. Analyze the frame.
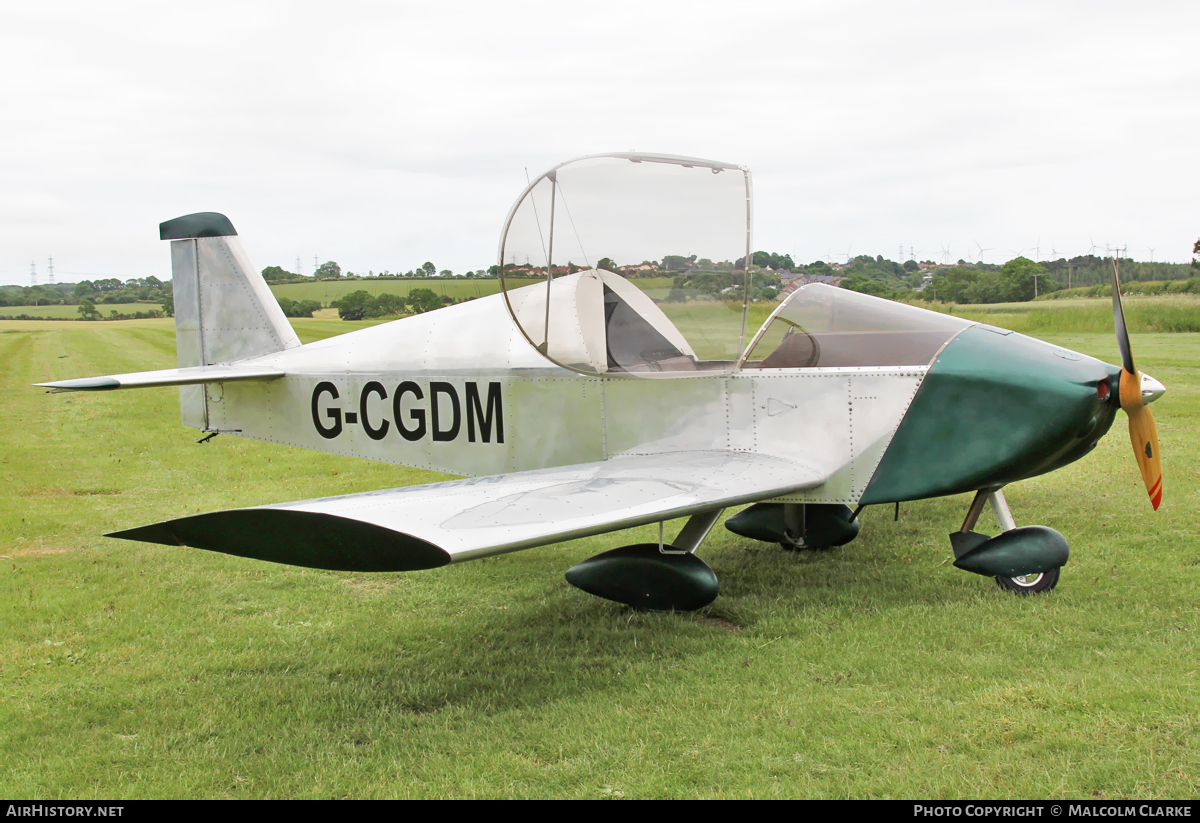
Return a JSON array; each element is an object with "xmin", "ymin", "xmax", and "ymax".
[
  {"xmin": 973, "ymin": 239, "xmax": 993, "ymax": 265},
  {"xmin": 940, "ymin": 242, "xmax": 951, "ymax": 267}
]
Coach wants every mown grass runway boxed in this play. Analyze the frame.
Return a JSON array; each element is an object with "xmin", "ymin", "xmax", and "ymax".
[{"xmin": 0, "ymin": 313, "xmax": 1195, "ymax": 798}]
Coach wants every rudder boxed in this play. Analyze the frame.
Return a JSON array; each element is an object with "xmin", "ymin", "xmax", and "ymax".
[{"xmin": 161, "ymin": 212, "xmax": 300, "ymax": 429}]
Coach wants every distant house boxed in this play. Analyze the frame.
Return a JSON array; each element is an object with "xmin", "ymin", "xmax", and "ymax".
[
  {"xmin": 623, "ymin": 263, "xmax": 659, "ymax": 274},
  {"xmin": 779, "ymin": 273, "xmax": 845, "ymax": 298}
]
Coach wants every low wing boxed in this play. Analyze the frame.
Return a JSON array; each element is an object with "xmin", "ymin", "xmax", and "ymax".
[
  {"xmin": 34, "ymin": 365, "xmax": 283, "ymax": 393},
  {"xmin": 110, "ymin": 450, "xmax": 826, "ymax": 571}
]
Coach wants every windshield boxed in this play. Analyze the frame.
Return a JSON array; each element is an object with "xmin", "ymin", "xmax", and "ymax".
[{"xmin": 741, "ymin": 284, "xmax": 972, "ymax": 369}]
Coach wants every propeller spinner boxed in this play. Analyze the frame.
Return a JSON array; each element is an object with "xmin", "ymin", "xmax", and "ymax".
[{"xmin": 1112, "ymin": 259, "xmax": 1164, "ymax": 509}]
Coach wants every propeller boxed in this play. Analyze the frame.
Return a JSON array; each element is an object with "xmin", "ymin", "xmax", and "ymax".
[{"xmin": 1111, "ymin": 259, "xmax": 1163, "ymax": 509}]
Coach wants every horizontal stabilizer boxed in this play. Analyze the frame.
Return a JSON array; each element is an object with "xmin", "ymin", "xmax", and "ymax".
[
  {"xmin": 35, "ymin": 365, "xmax": 284, "ymax": 393},
  {"xmin": 109, "ymin": 450, "xmax": 826, "ymax": 571}
]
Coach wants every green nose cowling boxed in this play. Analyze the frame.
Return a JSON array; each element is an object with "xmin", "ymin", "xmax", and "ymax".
[{"xmin": 860, "ymin": 325, "xmax": 1122, "ymax": 505}]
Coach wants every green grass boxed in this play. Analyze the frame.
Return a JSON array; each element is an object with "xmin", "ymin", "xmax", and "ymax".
[
  {"xmin": 911, "ymin": 295, "xmax": 1200, "ymax": 334},
  {"xmin": 0, "ymin": 316, "xmax": 1196, "ymax": 798}
]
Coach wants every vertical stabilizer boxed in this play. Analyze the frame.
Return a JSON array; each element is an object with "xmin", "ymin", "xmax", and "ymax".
[{"xmin": 161, "ymin": 212, "xmax": 301, "ymax": 429}]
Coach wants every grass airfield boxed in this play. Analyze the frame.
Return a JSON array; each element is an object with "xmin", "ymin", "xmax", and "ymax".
[{"xmin": 0, "ymin": 312, "xmax": 1196, "ymax": 799}]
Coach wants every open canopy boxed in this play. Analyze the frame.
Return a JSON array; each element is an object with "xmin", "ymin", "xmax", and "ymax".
[{"xmin": 499, "ymin": 153, "xmax": 753, "ymax": 376}]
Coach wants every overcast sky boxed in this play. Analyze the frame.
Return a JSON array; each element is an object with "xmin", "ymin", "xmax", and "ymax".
[{"xmin": 2, "ymin": 0, "xmax": 1197, "ymax": 286}]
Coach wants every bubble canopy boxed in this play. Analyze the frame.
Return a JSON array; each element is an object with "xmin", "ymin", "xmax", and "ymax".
[
  {"xmin": 740, "ymin": 284, "xmax": 973, "ymax": 370},
  {"xmin": 498, "ymin": 153, "xmax": 753, "ymax": 376}
]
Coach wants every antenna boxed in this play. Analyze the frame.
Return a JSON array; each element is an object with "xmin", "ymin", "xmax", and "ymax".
[
  {"xmin": 48, "ymin": 256, "xmax": 54, "ymax": 285},
  {"xmin": 30, "ymin": 261, "xmax": 37, "ymax": 286}
]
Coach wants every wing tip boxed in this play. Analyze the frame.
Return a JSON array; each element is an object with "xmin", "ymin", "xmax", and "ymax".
[
  {"xmin": 34, "ymin": 377, "xmax": 121, "ymax": 392},
  {"xmin": 108, "ymin": 509, "xmax": 451, "ymax": 572}
]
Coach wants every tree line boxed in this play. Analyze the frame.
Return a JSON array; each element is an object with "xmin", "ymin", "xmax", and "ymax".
[
  {"xmin": 0, "ymin": 277, "xmax": 172, "ymax": 310},
  {"xmin": 331, "ymin": 288, "xmax": 449, "ymax": 321},
  {"xmin": 263, "ymin": 261, "xmax": 497, "ymax": 284}
]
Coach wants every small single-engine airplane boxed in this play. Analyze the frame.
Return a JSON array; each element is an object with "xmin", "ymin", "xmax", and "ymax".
[{"xmin": 38, "ymin": 153, "xmax": 1165, "ymax": 611}]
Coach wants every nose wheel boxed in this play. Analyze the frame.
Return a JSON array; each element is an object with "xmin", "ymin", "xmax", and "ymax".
[{"xmin": 949, "ymin": 488, "xmax": 1067, "ymax": 594}]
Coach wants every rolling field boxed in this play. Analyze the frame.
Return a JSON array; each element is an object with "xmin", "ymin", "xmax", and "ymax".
[
  {"xmin": 0, "ymin": 304, "xmax": 165, "ymax": 320},
  {"xmin": 0, "ymin": 304, "xmax": 99, "ymax": 319},
  {"xmin": 0, "ymin": 312, "xmax": 1196, "ymax": 798},
  {"xmin": 269, "ymin": 277, "xmax": 676, "ymax": 306}
]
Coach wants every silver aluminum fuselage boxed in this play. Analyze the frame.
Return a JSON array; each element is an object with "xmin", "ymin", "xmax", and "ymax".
[{"xmin": 202, "ymin": 292, "xmax": 927, "ymax": 506}]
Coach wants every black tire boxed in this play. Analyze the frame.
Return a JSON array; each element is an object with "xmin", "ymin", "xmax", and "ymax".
[{"xmin": 995, "ymin": 566, "xmax": 1060, "ymax": 594}]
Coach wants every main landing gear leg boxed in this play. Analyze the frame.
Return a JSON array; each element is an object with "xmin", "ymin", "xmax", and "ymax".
[
  {"xmin": 564, "ymin": 509, "xmax": 725, "ymax": 611},
  {"xmin": 948, "ymin": 487, "xmax": 1067, "ymax": 594},
  {"xmin": 781, "ymin": 503, "xmax": 806, "ymax": 550},
  {"xmin": 723, "ymin": 502, "xmax": 860, "ymax": 550}
]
